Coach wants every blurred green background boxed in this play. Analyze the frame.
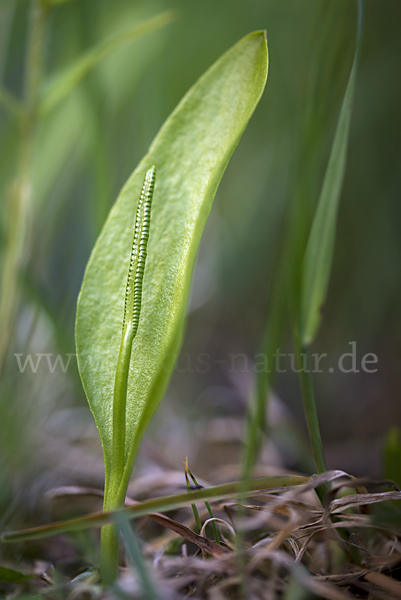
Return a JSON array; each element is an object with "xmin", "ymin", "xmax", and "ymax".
[{"xmin": 0, "ymin": 0, "xmax": 400, "ymax": 518}]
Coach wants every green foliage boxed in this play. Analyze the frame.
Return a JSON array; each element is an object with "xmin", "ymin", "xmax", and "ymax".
[
  {"xmin": 0, "ymin": 85, "xmax": 24, "ymax": 123},
  {"xmin": 75, "ymin": 30, "xmax": 268, "ymax": 578},
  {"xmin": 299, "ymin": 1, "xmax": 364, "ymax": 346},
  {"xmin": 40, "ymin": 11, "xmax": 176, "ymax": 115},
  {"xmin": 242, "ymin": 247, "xmax": 288, "ymax": 477},
  {"xmin": 242, "ymin": 1, "xmax": 365, "ymax": 479},
  {"xmin": 290, "ymin": 1, "xmax": 364, "ymax": 478},
  {"xmin": 1, "ymin": 2, "xmax": 399, "ymax": 590},
  {"xmin": 0, "ymin": 564, "xmax": 34, "ymax": 584},
  {"xmin": 118, "ymin": 515, "xmax": 162, "ymax": 600},
  {"xmin": 77, "ymin": 29, "xmax": 267, "ymax": 504}
]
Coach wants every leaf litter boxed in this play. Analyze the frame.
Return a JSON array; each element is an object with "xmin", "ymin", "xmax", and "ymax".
[{"xmin": 3, "ymin": 469, "xmax": 401, "ymax": 598}]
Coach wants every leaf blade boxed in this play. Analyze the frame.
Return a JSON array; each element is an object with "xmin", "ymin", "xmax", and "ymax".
[
  {"xmin": 75, "ymin": 32, "xmax": 269, "ymax": 504},
  {"xmin": 299, "ymin": 4, "xmax": 363, "ymax": 346},
  {"xmin": 0, "ymin": 564, "xmax": 35, "ymax": 584}
]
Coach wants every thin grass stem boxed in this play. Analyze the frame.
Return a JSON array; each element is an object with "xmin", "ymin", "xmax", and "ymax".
[
  {"xmin": 117, "ymin": 515, "xmax": 162, "ymax": 600},
  {"xmin": 293, "ymin": 335, "xmax": 327, "ymax": 475},
  {"xmin": 241, "ymin": 249, "xmax": 288, "ymax": 479},
  {"xmin": 184, "ymin": 458, "xmax": 202, "ymax": 532},
  {"xmin": 0, "ymin": 0, "xmax": 47, "ymax": 373},
  {"xmin": 186, "ymin": 462, "xmax": 220, "ymax": 544}
]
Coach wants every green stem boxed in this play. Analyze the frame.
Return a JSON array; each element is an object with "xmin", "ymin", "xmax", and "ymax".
[
  {"xmin": 0, "ymin": 0, "xmax": 46, "ymax": 372},
  {"xmin": 99, "ymin": 524, "xmax": 120, "ymax": 585},
  {"xmin": 100, "ymin": 325, "xmax": 134, "ymax": 583},
  {"xmin": 99, "ymin": 167, "xmax": 155, "ymax": 583},
  {"xmin": 293, "ymin": 335, "xmax": 327, "ymax": 475},
  {"xmin": 112, "ymin": 327, "xmax": 134, "ymax": 486},
  {"xmin": 204, "ymin": 501, "xmax": 220, "ymax": 545},
  {"xmin": 241, "ymin": 262, "xmax": 287, "ymax": 479},
  {"xmin": 186, "ymin": 464, "xmax": 220, "ymax": 544},
  {"xmin": 293, "ymin": 342, "xmax": 360, "ymax": 555},
  {"xmin": 184, "ymin": 459, "xmax": 202, "ymax": 532}
]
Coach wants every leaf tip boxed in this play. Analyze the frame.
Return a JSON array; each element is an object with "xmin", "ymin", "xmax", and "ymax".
[
  {"xmin": 247, "ymin": 30, "xmax": 269, "ymax": 76},
  {"xmin": 248, "ymin": 29, "xmax": 268, "ymax": 48}
]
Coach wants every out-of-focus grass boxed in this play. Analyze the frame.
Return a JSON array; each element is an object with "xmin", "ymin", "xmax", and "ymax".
[{"xmin": 0, "ymin": 0, "xmax": 400, "ymax": 524}]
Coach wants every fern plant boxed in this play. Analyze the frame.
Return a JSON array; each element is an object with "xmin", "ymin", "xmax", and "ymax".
[{"xmin": 75, "ymin": 31, "xmax": 269, "ymax": 581}]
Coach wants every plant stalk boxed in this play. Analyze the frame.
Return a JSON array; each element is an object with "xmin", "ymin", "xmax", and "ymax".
[
  {"xmin": 99, "ymin": 166, "xmax": 156, "ymax": 583},
  {"xmin": 293, "ymin": 335, "xmax": 327, "ymax": 475},
  {"xmin": 241, "ymin": 256, "xmax": 287, "ymax": 479},
  {"xmin": 100, "ymin": 326, "xmax": 134, "ymax": 583},
  {"xmin": 0, "ymin": 0, "xmax": 46, "ymax": 372}
]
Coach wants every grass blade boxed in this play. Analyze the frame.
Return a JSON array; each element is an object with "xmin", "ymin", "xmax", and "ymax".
[
  {"xmin": 1, "ymin": 474, "xmax": 309, "ymax": 543},
  {"xmin": 117, "ymin": 515, "xmax": 162, "ymax": 600},
  {"xmin": 186, "ymin": 460, "xmax": 220, "ymax": 544},
  {"xmin": 241, "ymin": 242, "xmax": 288, "ymax": 478},
  {"xmin": 40, "ymin": 11, "xmax": 176, "ymax": 115},
  {"xmin": 299, "ymin": 0, "xmax": 364, "ymax": 346},
  {"xmin": 293, "ymin": 336, "xmax": 327, "ymax": 479},
  {"xmin": 184, "ymin": 457, "xmax": 202, "ymax": 532}
]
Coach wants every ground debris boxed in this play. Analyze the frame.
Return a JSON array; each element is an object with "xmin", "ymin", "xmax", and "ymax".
[{"xmin": 3, "ymin": 470, "xmax": 401, "ymax": 599}]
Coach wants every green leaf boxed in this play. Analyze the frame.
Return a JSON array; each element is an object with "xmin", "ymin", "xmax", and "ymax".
[
  {"xmin": 118, "ymin": 516, "xmax": 162, "ymax": 600},
  {"xmin": 39, "ymin": 11, "xmax": 176, "ymax": 115},
  {"xmin": 75, "ymin": 31, "xmax": 268, "ymax": 510},
  {"xmin": 0, "ymin": 564, "xmax": 34, "ymax": 584},
  {"xmin": 2, "ymin": 475, "xmax": 309, "ymax": 542},
  {"xmin": 299, "ymin": 1, "xmax": 364, "ymax": 346}
]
